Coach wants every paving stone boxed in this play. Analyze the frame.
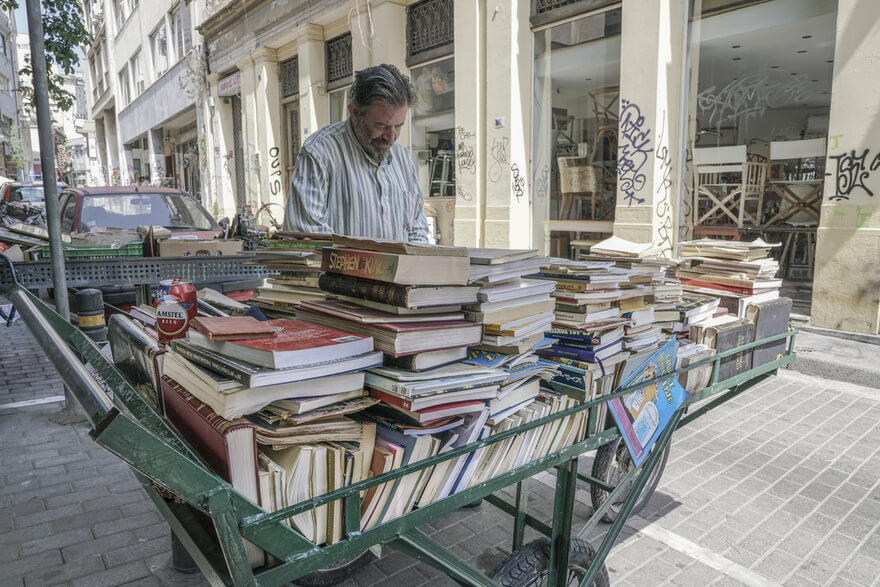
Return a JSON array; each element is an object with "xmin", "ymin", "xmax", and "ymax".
[
  {"xmin": 752, "ymin": 549, "xmax": 801, "ymax": 582},
  {"xmin": 69, "ymin": 561, "xmax": 151, "ymax": 587},
  {"xmin": 3, "ymin": 550, "xmax": 64, "ymax": 581},
  {"xmin": 22, "ymin": 554, "xmax": 106, "ymax": 585},
  {"xmin": 19, "ymin": 526, "xmax": 93, "ymax": 557},
  {"xmin": 837, "ymin": 553, "xmax": 880, "ymax": 586},
  {"xmin": 61, "ymin": 531, "xmax": 138, "ymax": 560},
  {"xmin": 837, "ymin": 513, "xmax": 876, "ymax": 541},
  {"xmin": 793, "ymin": 553, "xmax": 843, "ymax": 585}
]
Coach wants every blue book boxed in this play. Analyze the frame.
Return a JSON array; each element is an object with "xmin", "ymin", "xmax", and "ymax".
[
  {"xmin": 538, "ymin": 340, "xmax": 623, "ymax": 362},
  {"xmin": 607, "ymin": 338, "xmax": 687, "ymax": 466}
]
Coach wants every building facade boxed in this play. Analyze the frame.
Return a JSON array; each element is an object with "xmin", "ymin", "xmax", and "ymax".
[
  {"xmin": 82, "ymin": 0, "xmax": 880, "ymax": 334},
  {"xmin": 0, "ymin": 8, "xmax": 21, "ymax": 179}
]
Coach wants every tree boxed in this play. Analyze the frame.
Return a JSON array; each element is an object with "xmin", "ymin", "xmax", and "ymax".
[
  {"xmin": 6, "ymin": 124, "xmax": 29, "ymax": 174},
  {"xmin": 3, "ymin": 0, "xmax": 92, "ymax": 112}
]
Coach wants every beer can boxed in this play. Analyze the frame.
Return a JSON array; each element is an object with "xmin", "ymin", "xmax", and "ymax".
[{"xmin": 154, "ymin": 279, "xmax": 197, "ymax": 343}]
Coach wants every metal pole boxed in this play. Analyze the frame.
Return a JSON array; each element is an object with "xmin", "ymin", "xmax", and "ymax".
[
  {"xmin": 25, "ymin": 0, "xmax": 73, "ymax": 410},
  {"xmin": 24, "ymin": 0, "xmax": 68, "ymax": 321}
]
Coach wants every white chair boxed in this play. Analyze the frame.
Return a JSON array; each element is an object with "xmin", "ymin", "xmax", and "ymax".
[
  {"xmin": 764, "ymin": 138, "xmax": 826, "ymax": 227},
  {"xmin": 693, "ymin": 145, "xmax": 766, "ymax": 227}
]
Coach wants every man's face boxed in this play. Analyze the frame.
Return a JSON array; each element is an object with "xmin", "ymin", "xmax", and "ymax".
[{"xmin": 349, "ymin": 102, "xmax": 408, "ymax": 161}]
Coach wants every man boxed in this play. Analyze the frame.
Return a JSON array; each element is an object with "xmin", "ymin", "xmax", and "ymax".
[{"xmin": 283, "ymin": 64, "xmax": 429, "ymax": 243}]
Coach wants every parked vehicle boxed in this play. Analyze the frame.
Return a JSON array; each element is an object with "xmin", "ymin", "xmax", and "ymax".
[{"xmin": 58, "ymin": 187, "xmax": 222, "ymax": 237}]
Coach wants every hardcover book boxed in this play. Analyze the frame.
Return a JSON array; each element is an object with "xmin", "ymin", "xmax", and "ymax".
[
  {"xmin": 704, "ymin": 319, "xmax": 754, "ymax": 381},
  {"xmin": 322, "ymin": 247, "xmax": 470, "ymax": 286},
  {"xmin": 318, "ymin": 272, "xmax": 478, "ymax": 308},
  {"xmin": 107, "ymin": 314, "xmax": 164, "ymax": 410},
  {"xmin": 189, "ymin": 316, "xmax": 279, "ymax": 342},
  {"xmin": 186, "ymin": 318, "xmax": 374, "ymax": 369},
  {"xmin": 299, "ymin": 299, "xmax": 465, "ymax": 323},
  {"xmin": 746, "ymin": 297, "xmax": 792, "ymax": 368}
]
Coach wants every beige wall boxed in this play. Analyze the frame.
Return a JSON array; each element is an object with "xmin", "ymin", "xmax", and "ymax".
[{"xmin": 811, "ymin": 0, "xmax": 880, "ymax": 334}]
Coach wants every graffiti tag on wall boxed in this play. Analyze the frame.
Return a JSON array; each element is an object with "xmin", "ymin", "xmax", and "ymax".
[
  {"xmin": 618, "ymin": 99, "xmax": 653, "ymax": 206},
  {"xmin": 654, "ymin": 111, "xmax": 674, "ymax": 257},
  {"xmin": 828, "ymin": 149, "xmax": 880, "ymax": 200},
  {"xmin": 268, "ymin": 146, "xmax": 283, "ymax": 197},
  {"xmin": 697, "ymin": 70, "xmax": 816, "ymax": 127}
]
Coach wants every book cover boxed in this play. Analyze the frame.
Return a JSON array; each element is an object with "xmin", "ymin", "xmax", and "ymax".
[
  {"xmin": 190, "ymin": 316, "xmax": 279, "ymax": 342},
  {"xmin": 318, "ymin": 272, "xmax": 479, "ymax": 309},
  {"xmin": 322, "ymin": 247, "xmax": 470, "ymax": 286},
  {"xmin": 467, "ymin": 247, "xmax": 538, "ymax": 265},
  {"xmin": 107, "ymin": 314, "xmax": 164, "ymax": 410},
  {"xmin": 746, "ymin": 297, "xmax": 792, "ymax": 368},
  {"xmin": 186, "ymin": 318, "xmax": 373, "ymax": 369},
  {"xmin": 383, "ymin": 347, "xmax": 468, "ymax": 371},
  {"xmin": 607, "ymin": 338, "xmax": 687, "ymax": 467},
  {"xmin": 538, "ymin": 341, "xmax": 623, "ymax": 363},
  {"xmin": 299, "ymin": 299, "xmax": 465, "ymax": 323},
  {"xmin": 332, "ymin": 234, "xmax": 468, "ymax": 257},
  {"xmin": 706, "ymin": 320, "xmax": 754, "ymax": 381}
]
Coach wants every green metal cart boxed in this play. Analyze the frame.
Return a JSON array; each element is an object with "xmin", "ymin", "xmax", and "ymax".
[{"xmin": 4, "ymin": 277, "xmax": 797, "ymax": 587}]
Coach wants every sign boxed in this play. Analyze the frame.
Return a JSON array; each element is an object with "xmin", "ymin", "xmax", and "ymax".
[{"xmin": 218, "ymin": 71, "xmax": 241, "ymax": 97}]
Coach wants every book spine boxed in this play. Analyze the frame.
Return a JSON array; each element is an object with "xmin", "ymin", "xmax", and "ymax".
[
  {"xmin": 680, "ymin": 278, "xmax": 754, "ymax": 295},
  {"xmin": 538, "ymin": 345, "xmax": 597, "ymax": 361},
  {"xmin": 318, "ymin": 272, "xmax": 410, "ymax": 307},
  {"xmin": 173, "ymin": 343, "xmax": 252, "ymax": 386},
  {"xmin": 321, "ymin": 248, "xmax": 401, "ymax": 283},
  {"xmin": 548, "ymin": 328, "xmax": 601, "ymax": 344},
  {"xmin": 382, "ymin": 354, "xmax": 418, "ymax": 371},
  {"xmin": 368, "ymin": 387, "xmax": 415, "ymax": 411}
]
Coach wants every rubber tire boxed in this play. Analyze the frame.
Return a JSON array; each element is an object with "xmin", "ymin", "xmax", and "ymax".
[
  {"xmin": 291, "ymin": 550, "xmax": 376, "ymax": 586},
  {"xmin": 489, "ymin": 538, "xmax": 610, "ymax": 587},
  {"xmin": 590, "ymin": 437, "xmax": 670, "ymax": 523}
]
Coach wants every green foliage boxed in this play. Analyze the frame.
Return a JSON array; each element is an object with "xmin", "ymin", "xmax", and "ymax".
[
  {"xmin": 56, "ymin": 138, "xmax": 74, "ymax": 172},
  {"xmin": 6, "ymin": 124, "xmax": 28, "ymax": 170},
  {"xmin": 3, "ymin": 0, "xmax": 92, "ymax": 112}
]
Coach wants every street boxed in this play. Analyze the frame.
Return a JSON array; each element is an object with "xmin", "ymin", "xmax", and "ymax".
[{"xmin": 1, "ymin": 315, "xmax": 879, "ymax": 586}]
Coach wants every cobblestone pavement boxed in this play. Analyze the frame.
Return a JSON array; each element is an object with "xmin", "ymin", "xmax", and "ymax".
[{"xmin": 2, "ymin": 314, "xmax": 879, "ymax": 586}]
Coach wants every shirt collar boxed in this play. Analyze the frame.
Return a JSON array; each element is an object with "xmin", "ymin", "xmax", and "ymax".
[{"xmin": 345, "ymin": 119, "xmax": 394, "ymax": 167}]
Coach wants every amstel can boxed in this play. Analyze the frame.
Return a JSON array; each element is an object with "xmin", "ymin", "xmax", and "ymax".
[{"xmin": 154, "ymin": 279, "xmax": 197, "ymax": 343}]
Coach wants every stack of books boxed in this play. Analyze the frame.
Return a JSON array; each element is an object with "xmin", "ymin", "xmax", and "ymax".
[
  {"xmin": 251, "ymin": 233, "xmax": 335, "ymax": 314},
  {"xmin": 676, "ymin": 238, "xmax": 782, "ymax": 318}
]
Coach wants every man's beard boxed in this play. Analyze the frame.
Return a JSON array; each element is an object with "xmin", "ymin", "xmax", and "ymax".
[{"xmin": 353, "ymin": 117, "xmax": 392, "ymax": 161}]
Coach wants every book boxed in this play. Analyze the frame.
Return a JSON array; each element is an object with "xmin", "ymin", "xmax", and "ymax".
[
  {"xmin": 746, "ymin": 297, "xmax": 792, "ymax": 368},
  {"xmin": 335, "ymin": 295, "xmax": 463, "ymax": 315},
  {"xmin": 538, "ymin": 341, "xmax": 623, "ymax": 363},
  {"xmin": 159, "ymin": 376, "xmax": 264, "ymax": 566},
  {"xmin": 189, "ymin": 316, "xmax": 279, "ymax": 342},
  {"xmin": 263, "ymin": 445, "xmax": 328, "ymax": 545},
  {"xmin": 162, "ymin": 351, "xmax": 367, "ymax": 419},
  {"xmin": 477, "ymin": 279, "xmax": 556, "ymax": 302},
  {"xmin": 463, "ymin": 298, "xmax": 556, "ymax": 325},
  {"xmin": 368, "ymin": 385, "xmax": 500, "ymax": 413},
  {"xmin": 107, "ymin": 314, "xmax": 164, "ymax": 410},
  {"xmin": 606, "ymin": 338, "xmax": 687, "ymax": 467},
  {"xmin": 677, "ymin": 348, "xmax": 715, "ymax": 394},
  {"xmin": 185, "ymin": 318, "xmax": 374, "ymax": 369},
  {"xmin": 468, "ymin": 256, "xmax": 550, "ymax": 283},
  {"xmin": 172, "ymin": 340, "xmax": 382, "ymax": 388},
  {"xmin": 361, "ymin": 438, "xmax": 404, "ymax": 530},
  {"xmin": 548, "ymin": 325, "xmax": 624, "ymax": 347},
  {"xmin": 322, "ymin": 247, "xmax": 470, "ymax": 286},
  {"xmin": 332, "ymin": 234, "xmax": 468, "ymax": 257},
  {"xmin": 295, "ymin": 308, "xmax": 483, "ymax": 357},
  {"xmin": 704, "ymin": 319, "xmax": 754, "ymax": 382},
  {"xmin": 374, "ymin": 428, "xmax": 439, "ymax": 523},
  {"xmin": 318, "ymin": 272, "xmax": 479, "ymax": 308},
  {"xmin": 382, "ymin": 347, "xmax": 468, "ymax": 371},
  {"xmin": 468, "ymin": 248, "xmax": 538, "ymax": 265},
  {"xmin": 299, "ymin": 299, "xmax": 465, "ymax": 323},
  {"xmin": 268, "ymin": 389, "xmax": 369, "ymax": 415}
]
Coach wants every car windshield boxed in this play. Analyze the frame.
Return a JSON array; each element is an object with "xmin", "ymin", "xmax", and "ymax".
[
  {"xmin": 10, "ymin": 186, "xmax": 44, "ymax": 203},
  {"xmin": 78, "ymin": 192, "xmax": 219, "ymax": 233}
]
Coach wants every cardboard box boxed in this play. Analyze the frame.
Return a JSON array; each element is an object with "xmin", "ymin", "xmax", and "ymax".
[{"xmin": 158, "ymin": 238, "xmax": 243, "ymax": 257}]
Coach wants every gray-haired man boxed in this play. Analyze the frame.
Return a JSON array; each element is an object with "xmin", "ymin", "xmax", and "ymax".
[{"xmin": 283, "ymin": 63, "xmax": 429, "ymax": 243}]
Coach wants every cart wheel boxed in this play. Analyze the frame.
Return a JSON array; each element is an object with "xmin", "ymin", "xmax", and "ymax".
[
  {"xmin": 291, "ymin": 550, "xmax": 376, "ymax": 586},
  {"xmin": 590, "ymin": 437, "xmax": 670, "ymax": 523},
  {"xmin": 489, "ymin": 537, "xmax": 609, "ymax": 587}
]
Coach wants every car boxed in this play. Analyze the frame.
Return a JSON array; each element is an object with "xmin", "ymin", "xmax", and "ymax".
[{"xmin": 58, "ymin": 186, "xmax": 222, "ymax": 238}]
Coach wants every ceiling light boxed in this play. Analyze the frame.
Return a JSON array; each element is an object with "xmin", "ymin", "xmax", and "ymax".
[
  {"xmin": 791, "ymin": 72, "xmax": 798, "ymax": 75},
  {"xmin": 798, "ymin": 50, "xmax": 807, "ymax": 54},
  {"xmin": 812, "ymin": 79, "xmax": 819, "ymax": 82},
  {"xmin": 731, "ymin": 44, "xmax": 741, "ymax": 49},
  {"xmin": 827, "ymin": 60, "xmax": 834, "ymax": 63},
  {"xmin": 733, "ymin": 57, "xmax": 741, "ymax": 61},
  {"xmin": 770, "ymin": 65, "xmax": 780, "ymax": 69},
  {"xmin": 802, "ymin": 35, "xmax": 812, "ymax": 39}
]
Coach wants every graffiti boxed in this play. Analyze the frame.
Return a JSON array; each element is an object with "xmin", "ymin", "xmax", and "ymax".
[
  {"xmin": 457, "ymin": 142, "xmax": 476, "ymax": 175},
  {"xmin": 618, "ymin": 99, "xmax": 652, "ymax": 206},
  {"xmin": 697, "ymin": 70, "xmax": 816, "ymax": 127},
  {"xmin": 856, "ymin": 205, "xmax": 872, "ymax": 228},
  {"xmin": 654, "ymin": 112, "xmax": 674, "ymax": 257},
  {"xmin": 535, "ymin": 165, "xmax": 550, "ymax": 203},
  {"xmin": 268, "ymin": 146, "xmax": 283, "ymax": 196},
  {"xmin": 488, "ymin": 136, "xmax": 509, "ymax": 183},
  {"xmin": 829, "ymin": 134, "xmax": 844, "ymax": 150},
  {"xmin": 110, "ymin": 167, "xmax": 121, "ymax": 186},
  {"xmin": 456, "ymin": 185, "xmax": 472, "ymax": 202},
  {"xmin": 828, "ymin": 149, "xmax": 880, "ymax": 200},
  {"xmin": 456, "ymin": 126, "xmax": 475, "ymax": 141},
  {"xmin": 511, "ymin": 163, "xmax": 525, "ymax": 203}
]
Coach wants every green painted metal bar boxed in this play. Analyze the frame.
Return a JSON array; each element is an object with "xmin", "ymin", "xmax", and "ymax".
[
  {"xmin": 484, "ymin": 492, "xmax": 552, "ymax": 539},
  {"xmin": 576, "ymin": 462, "xmax": 641, "ymax": 540},
  {"xmin": 548, "ymin": 459, "xmax": 578, "ymax": 587},
  {"xmin": 205, "ymin": 489, "xmax": 257, "ymax": 587},
  {"xmin": 344, "ymin": 494, "xmax": 361, "ymax": 539},
  {"xmin": 389, "ymin": 528, "xmax": 499, "ymax": 587},
  {"xmin": 579, "ymin": 410, "xmax": 684, "ymax": 587},
  {"xmin": 577, "ymin": 472, "xmax": 614, "ymax": 493},
  {"xmin": 512, "ymin": 479, "xmax": 529, "ymax": 550}
]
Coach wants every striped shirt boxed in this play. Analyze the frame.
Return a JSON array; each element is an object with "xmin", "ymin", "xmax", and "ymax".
[{"xmin": 283, "ymin": 119, "xmax": 429, "ymax": 243}]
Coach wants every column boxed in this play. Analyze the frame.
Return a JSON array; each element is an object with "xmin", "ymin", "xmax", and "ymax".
[
  {"xmin": 104, "ymin": 112, "xmax": 121, "ymax": 185},
  {"xmin": 252, "ymin": 48, "xmax": 283, "ymax": 208},
  {"xmin": 121, "ymin": 146, "xmax": 134, "ymax": 185},
  {"xmin": 297, "ymin": 26, "xmax": 327, "ymax": 149},
  {"xmin": 614, "ymin": 0, "xmax": 687, "ymax": 255},
  {"xmin": 147, "ymin": 128, "xmax": 164, "ymax": 186},
  {"xmin": 367, "ymin": 0, "xmax": 410, "ymax": 146},
  {"xmin": 236, "ymin": 56, "xmax": 259, "ymax": 206},
  {"xmin": 452, "ymin": 0, "xmax": 484, "ymax": 247},
  {"xmin": 811, "ymin": 0, "xmax": 880, "ymax": 334},
  {"xmin": 481, "ymin": 0, "xmax": 532, "ymax": 249},
  {"xmin": 207, "ymin": 72, "xmax": 237, "ymax": 222}
]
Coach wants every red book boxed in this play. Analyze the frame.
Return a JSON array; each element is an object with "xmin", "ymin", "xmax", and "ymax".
[
  {"xmin": 186, "ymin": 318, "xmax": 374, "ymax": 369},
  {"xmin": 159, "ymin": 376, "xmax": 264, "ymax": 567},
  {"xmin": 190, "ymin": 316, "xmax": 279, "ymax": 342},
  {"xmin": 679, "ymin": 278, "xmax": 763, "ymax": 296}
]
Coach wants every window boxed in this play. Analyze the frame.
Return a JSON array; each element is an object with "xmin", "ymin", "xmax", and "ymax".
[
  {"xmin": 406, "ymin": 0, "xmax": 453, "ymax": 65},
  {"xmin": 114, "ymin": 0, "xmax": 126, "ymax": 30},
  {"xmin": 131, "ymin": 50, "xmax": 144, "ymax": 95},
  {"xmin": 280, "ymin": 57, "xmax": 298, "ymax": 100},
  {"xmin": 326, "ymin": 32, "xmax": 352, "ymax": 90},
  {"xmin": 170, "ymin": 4, "xmax": 192, "ymax": 62},
  {"xmin": 412, "ymin": 57, "xmax": 454, "ymax": 118},
  {"xmin": 119, "ymin": 65, "xmax": 131, "ymax": 106},
  {"xmin": 329, "ymin": 88, "xmax": 348, "ymax": 124},
  {"xmin": 0, "ymin": 34, "xmax": 7, "ymax": 57},
  {"xmin": 151, "ymin": 23, "xmax": 168, "ymax": 77}
]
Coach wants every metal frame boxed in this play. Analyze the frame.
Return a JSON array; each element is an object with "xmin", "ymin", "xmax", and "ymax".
[{"xmin": 6, "ymin": 283, "xmax": 798, "ymax": 587}]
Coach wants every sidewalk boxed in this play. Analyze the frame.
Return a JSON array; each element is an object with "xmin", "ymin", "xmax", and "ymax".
[{"xmin": 2, "ymin": 310, "xmax": 879, "ymax": 586}]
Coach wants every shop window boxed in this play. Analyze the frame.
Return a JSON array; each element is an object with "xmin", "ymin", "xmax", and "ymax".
[{"xmin": 533, "ymin": 7, "xmax": 621, "ymax": 258}]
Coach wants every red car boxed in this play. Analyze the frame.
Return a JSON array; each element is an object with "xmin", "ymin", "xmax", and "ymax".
[{"xmin": 58, "ymin": 186, "xmax": 222, "ymax": 238}]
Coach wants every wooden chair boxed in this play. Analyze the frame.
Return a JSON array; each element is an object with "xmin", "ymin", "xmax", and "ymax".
[
  {"xmin": 764, "ymin": 138, "xmax": 826, "ymax": 228},
  {"xmin": 693, "ymin": 145, "xmax": 766, "ymax": 227},
  {"xmin": 557, "ymin": 156, "xmax": 603, "ymax": 220}
]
